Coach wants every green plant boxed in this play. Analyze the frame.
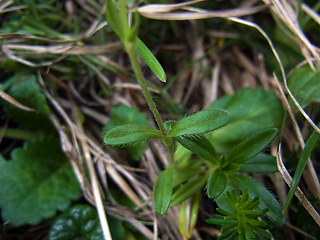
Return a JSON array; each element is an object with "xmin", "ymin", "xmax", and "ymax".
[
  {"xmin": 206, "ymin": 189, "xmax": 272, "ymax": 240},
  {"xmin": 103, "ymin": 0, "xmax": 285, "ymax": 238}
]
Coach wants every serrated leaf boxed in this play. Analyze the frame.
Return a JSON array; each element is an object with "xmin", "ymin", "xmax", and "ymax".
[
  {"xmin": 288, "ymin": 65, "xmax": 320, "ymax": 108},
  {"xmin": 1, "ymin": 75, "xmax": 54, "ymax": 132},
  {"xmin": 103, "ymin": 105, "xmax": 150, "ymax": 160},
  {"xmin": 175, "ymin": 135, "xmax": 217, "ymax": 163},
  {"xmin": 167, "ymin": 109, "xmax": 230, "ymax": 137},
  {"xmin": 49, "ymin": 204, "xmax": 104, "ymax": 240},
  {"xmin": 170, "ymin": 175, "xmax": 207, "ymax": 206},
  {"xmin": 153, "ymin": 165, "xmax": 174, "ymax": 215},
  {"xmin": 207, "ymin": 169, "xmax": 227, "ymax": 199},
  {"xmin": 136, "ymin": 38, "xmax": 166, "ymax": 82},
  {"xmin": 229, "ymin": 174, "xmax": 285, "ymax": 225},
  {"xmin": 104, "ymin": 124, "xmax": 162, "ymax": 145},
  {"xmin": 239, "ymin": 154, "xmax": 278, "ymax": 173},
  {"xmin": 209, "ymin": 88, "xmax": 284, "ymax": 153},
  {"xmin": 0, "ymin": 138, "xmax": 81, "ymax": 226},
  {"xmin": 225, "ymin": 128, "xmax": 278, "ymax": 166}
]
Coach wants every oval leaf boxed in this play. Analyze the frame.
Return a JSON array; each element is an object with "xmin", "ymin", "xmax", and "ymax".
[
  {"xmin": 175, "ymin": 135, "xmax": 217, "ymax": 163},
  {"xmin": 225, "ymin": 128, "xmax": 278, "ymax": 165},
  {"xmin": 207, "ymin": 169, "xmax": 227, "ymax": 199},
  {"xmin": 136, "ymin": 38, "xmax": 166, "ymax": 82},
  {"xmin": 167, "ymin": 109, "xmax": 230, "ymax": 137},
  {"xmin": 49, "ymin": 204, "xmax": 103, "ymax": 240},
  {"xmin": 104, "ymin": 124, "xmax": 162, "ymax": 145},
  {"xmin": 153, "ymin": 165, "xmax": 174, "ymax": 215}
]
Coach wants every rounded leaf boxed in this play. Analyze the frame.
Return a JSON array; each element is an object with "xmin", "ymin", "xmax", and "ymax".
[{"xmin": 49, "ymin": 204, "xmax": 103, "ymax": 240}]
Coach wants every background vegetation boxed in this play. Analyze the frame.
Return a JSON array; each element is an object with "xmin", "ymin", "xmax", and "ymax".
[{"xmin": 0, "ymin": 0, "xmax": 319, "ymax": 239}]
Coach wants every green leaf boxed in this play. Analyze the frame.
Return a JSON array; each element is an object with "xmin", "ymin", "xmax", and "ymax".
[
  {"xmin": 288, "ymin": 65, "xmax": 320, "ymax": 108},
  {"xmin": 239, "ymin": 154, "xmax": 278, "ymax": 173},
  {"xmin": 209, "ymin": 88, "xmax": 284, "ymax": 153},
  {"xmin": 0, "ymin": 138, "xmax": 81, "ymax": 226},
  {"xmin": 283, "ymin": 124, "xmax": 320, "ymax": 212},
  {"xmin": 207, "ymin": 169, "xmax": 227, "ymax": 199},
  {"xmin": 173, "ymin": 160, "xmax": 203, "ymax": 187},
  {"xmin": 178, "ymin": 191, "xmax": 200, "ymax": 238},
  {"xmin": 105, "ymin": 0, "xmax": 126, "ymax": 41},
  {"xmin": 175, "ymin": 135, "xmax": 217, "ymax": 163},
  {"xmin": 1, "ymin": 75, "xmax": 54, "ymax": 132},
  {"xmin": 167, "ymin": 109, "xmax": 230, "ymax": 137},
  {"xmin": 136, "ymin": 38, "xmax": 166, "ymax": 82},
  {"xmin": 103, "ymin": 105, "xmax": 150, "ymax": 160},
  {"xmin": 153, "ymin": 165, "xmax": 174, "ymax": 215},
  {"xmin": 170, "ymin": 175, "xmax": 207, "ymax": 206},
  {"xmin": 104, "ymin": 124, "xmax": 162, "ymax": 145},
  {"xmin": 229, "ymin": 174, "xmax": 285, "ymax": 225},
  {"xmin": 225, "ymin": 128, "xmax": 278, "ymax": 166},
  {"xmin": 49, "ymin": 204, "xmax": 103, "ymax": 240}
]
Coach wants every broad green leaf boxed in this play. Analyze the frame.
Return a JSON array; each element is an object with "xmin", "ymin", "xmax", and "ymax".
[
  {"xmin": 153, "ymin": 165, "xmax": 174, "ymax": 215},
  {"xmin": 167, "ymin": 109, "xmax": 230, "ymax": 137},
  {"xmin": 104, "ymin": 124, "xmax": 162, "ymax": 145},
  {"xmin": 170, "ymin": 175, "xmax": 207, "ymax": 206},
  {"xmin": 49, "ymin": 204, "xmax": 104, "ymax": 240},
  {"xmin": 239, "ymin": 154, "xmax": 278, "ymax": 173},
  {"xmin": 1, "ymin": 75, "xmax": 54, "ymax": 132},
  {"xmin": 288, "ymin": 65, "xmax": 320, "ymax": 108},
  {"xmin": 283, "ymin": 124, "xmax": 320, "ymax": 212},
  {"xmin": 0, "ymin": 138, "xmax": 81, "ymax": 226},
  {"xmin": 209, "ymin": 88, "xmax": 284, "ymax": 153},
  {"xmin": 136, "ymin": 38, "xmax": 166, "ymax": 82},
  {"xmin": 175, "ymin": 135, "xmax": 217, "ymax": 163},
  {"xmin": 207, "ymin": 169, "xmax": 227, "ymax": 199},
  {"xmin": 102, "ymin": 105, "xmax": 150, "ymax": 160},
  {"xmin": 229, "ymin": 174, "xmax": 285, "ymax": 225},
  {"xmin": 178, "ymin": 191, "xmax": 200, "ymax": 238},
  {"xmin": 225, "ymin": 128, "xmax": 278, "ymax": 166}
]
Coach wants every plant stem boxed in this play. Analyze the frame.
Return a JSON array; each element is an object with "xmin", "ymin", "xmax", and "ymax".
[
  {"xmin": 0, "ymin": 128, "xmax": 37, "ymax": 140},
  {"xmin": 126, "ymin": 43, "xmax": 166, "ymax": 136}
]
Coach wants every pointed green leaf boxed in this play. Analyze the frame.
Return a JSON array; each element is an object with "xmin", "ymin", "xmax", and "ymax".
[
  {"xmin": 175, "ymin": 135, "xmax": 217, "ymax": 163},
  {"xmin": 136, "ymin": 38, "xmax": 166, "ymax": 82},
  {"xmin": 283, "ymin": 124, "xmax": 320, "ymax": 212},
  {"xmin": 105, "ymin": 0, "xmax": 125, "ymax": 41},
  {"xmin": 225, "ymin": 128, "xmax": 278, "ymax": 165},
  {"xmin": 170, "ymin": 175, "xmax": 207, "ymax": 206},
  {"xmin": 239, "ymin": 154, "xmax": 278, "ymax": 173},
  {"xmin": 0, "ymin": 138, "xmax": 81, "ymax": 226},
  {"xmin": 104, "ymin": 124, "xmax": 162, "ymax": 145},
  {"xmin": 49, "ymin": 204, "xmax": 103, "ymax": 240},
  {"xmin": 207, "ymin": 169, "xmax": 227, "ymax": 199},
  {"xmin": 167, "ymin": 109, "xmax": 230, "ymax": 137},
  {"xmin": 153, "ymin": 165, "xmax": 174, "ymax": 215},
  {"xmin": 209, "ymin": 88, "xmax": 284, "ymax": 153},
  {"xmin": 229, "ymin": 174, "xmax": 285, "ymax": 225}
]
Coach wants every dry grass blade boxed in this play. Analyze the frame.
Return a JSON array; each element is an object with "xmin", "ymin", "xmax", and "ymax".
[
  {"xmin": 276, "ymin": 144, "xmax": 320, "ymax": 227},
  {"xmin": 0, "ymin": 89, "xmax": 35, "ymax": 111},
  {"xmin": 138, "ymin": 2, "xmax": 266, "ymax": 20}
]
